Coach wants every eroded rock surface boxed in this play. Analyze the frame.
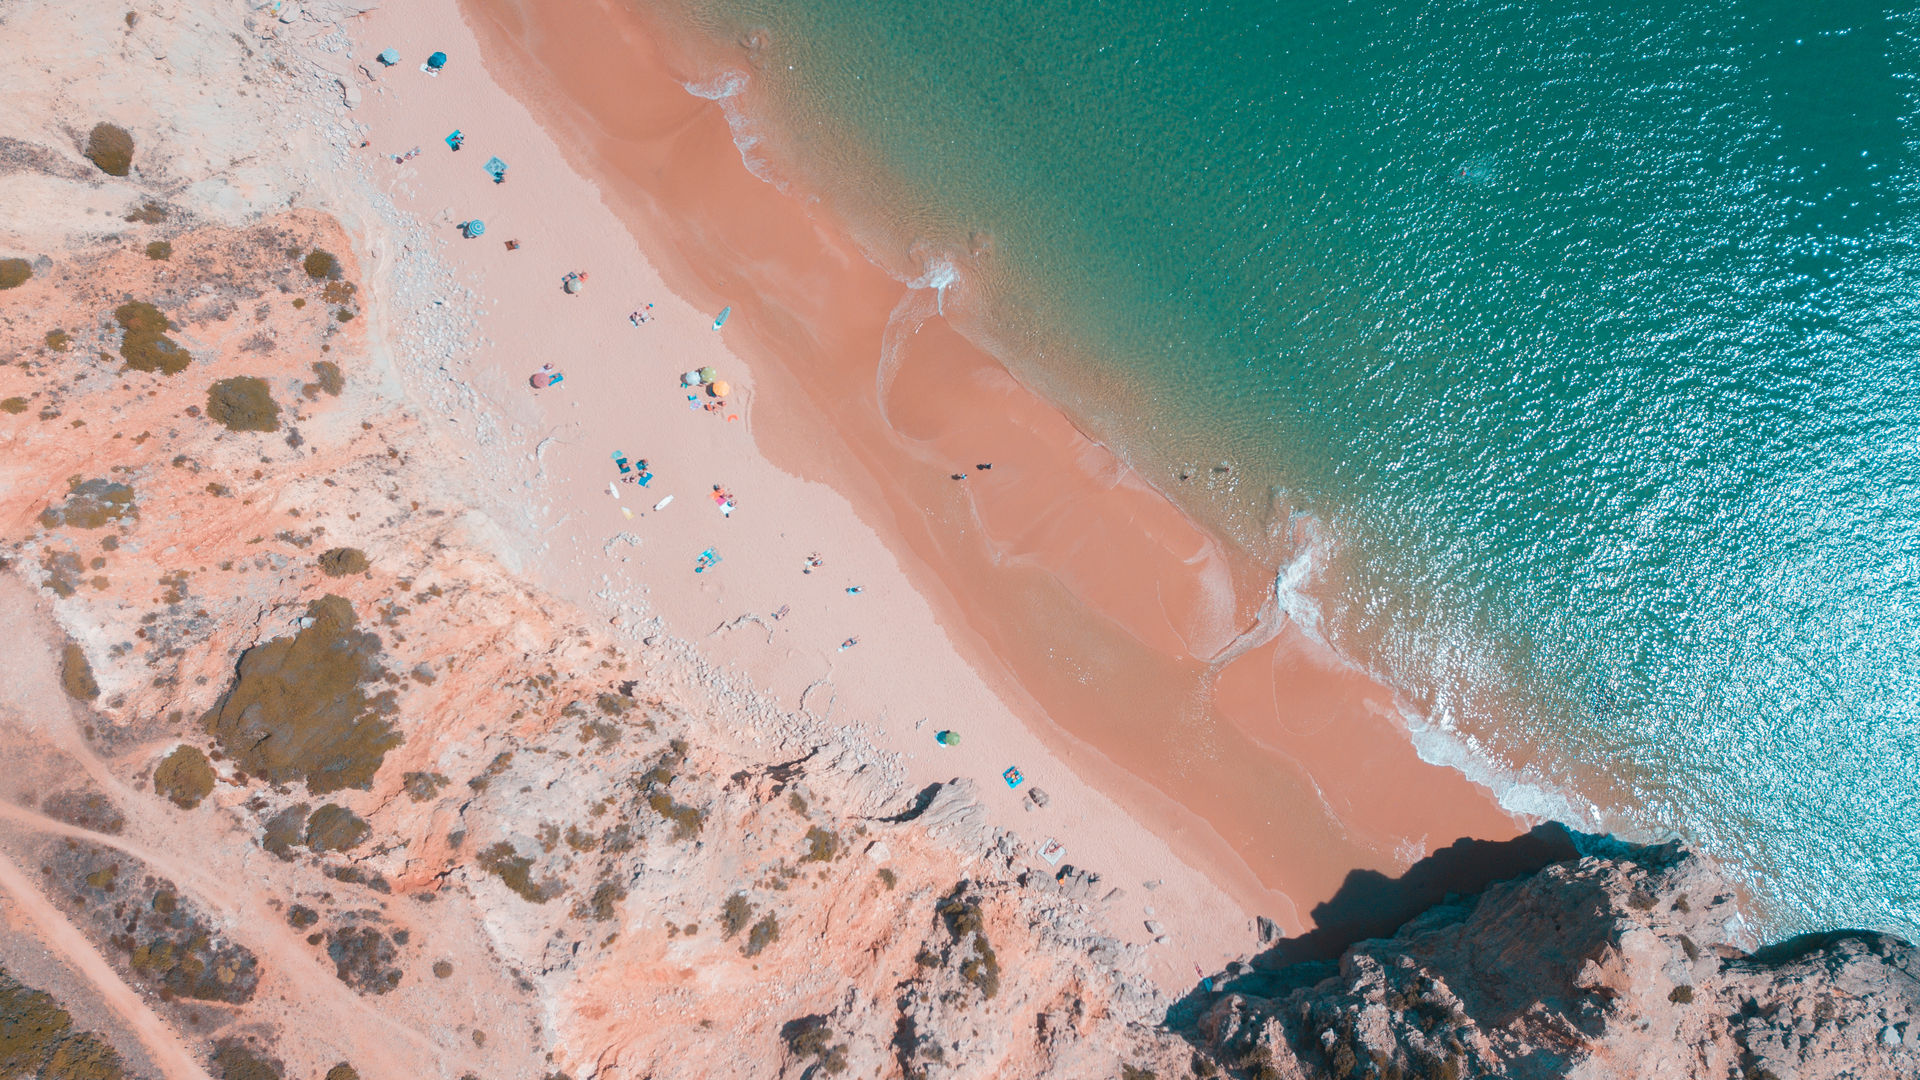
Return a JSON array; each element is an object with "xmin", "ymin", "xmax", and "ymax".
[{"xmin": 1184, "ymin": 842, "xmax": 1920, "ymax": 1080}]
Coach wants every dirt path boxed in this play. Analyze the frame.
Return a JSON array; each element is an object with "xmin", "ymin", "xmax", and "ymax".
[
  {"xmin": 0, "ymin": 578, "xmax": 446, "ymax": 1080},
  {"xmin": 0, "ymin": 844, "xmax": 216, "ymax": 1080}
]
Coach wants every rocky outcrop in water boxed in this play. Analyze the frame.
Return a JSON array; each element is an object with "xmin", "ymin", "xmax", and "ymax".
[{"xmin": 1182, "ymin": 840, "xmax": 1920, "ymax": 1080}]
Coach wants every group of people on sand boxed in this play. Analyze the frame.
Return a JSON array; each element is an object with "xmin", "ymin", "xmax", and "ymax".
[{"xmin": 416, "ymin": 83, "xmax": 1015, "ymax": 754}]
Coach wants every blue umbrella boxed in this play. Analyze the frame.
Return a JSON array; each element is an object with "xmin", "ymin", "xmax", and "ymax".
[
  {"xmin": 484, "ymin": 156, "xmax": 508, "ymax": 183},
  {"xmin": 427, "ymin": 51, "xmax": 448, "ymax": 70}
]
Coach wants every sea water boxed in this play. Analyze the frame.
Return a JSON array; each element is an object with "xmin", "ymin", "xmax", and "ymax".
[{"xmin": 656, "ymin": 0, "xmax": 1920, "ymax": 940}]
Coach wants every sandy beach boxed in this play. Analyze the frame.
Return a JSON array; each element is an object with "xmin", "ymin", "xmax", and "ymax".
[{"xmin": 412, "ymin": 0, "xmax": 1527, "ymax": 924}]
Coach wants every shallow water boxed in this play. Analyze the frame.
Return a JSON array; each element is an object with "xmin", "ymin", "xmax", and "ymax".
[{"xmin": 654, "ymin": 0, "xmax": 1920, "ymax": 939}]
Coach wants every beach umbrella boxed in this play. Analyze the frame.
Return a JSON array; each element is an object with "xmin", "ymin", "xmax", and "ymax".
[
  {"xmin": 484, "ymin": 156, "xmax": 508, "ymax": 182},
  {"xmin": 710, "ymin": 380, "xmax": 731, "ymax": 397},
  {"xmin": 681, "ymin": 370, "xmax": 701, "ymax": 386},
  {"xmin": 697, "ymin": 366, "xmax": 716, "ymax": 383},
  {"xmin": 377, "ymin": 48, "xmax": 400, "ymax": 66},
  {"xmin": 461, "ymin": 219, "xmax": 485, "ymax": 238},
  {"xmin": 530, "ymin": 372, "xmax": 551, "ymax": 388},
  {"xmin": 712, "ymin": 305, "xmax": 731, "ymax": 330},
  {"xmin": 427, "ymin": 51, "xmax": 448, "ymax": 70},
  {"xmin": 564, "ymin": 276, "xmax": 584, "ymax": 294}
]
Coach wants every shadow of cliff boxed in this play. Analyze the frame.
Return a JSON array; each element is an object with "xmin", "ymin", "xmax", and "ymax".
[{"xmin": 1167, "ymin": 822, "xmax": 1579, "ymax": 1027}]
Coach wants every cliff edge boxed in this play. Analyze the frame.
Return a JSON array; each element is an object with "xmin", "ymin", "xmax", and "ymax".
[{"xmin": 1181, "ymin": 840, "xmax": 1919, "ymax": 1080}]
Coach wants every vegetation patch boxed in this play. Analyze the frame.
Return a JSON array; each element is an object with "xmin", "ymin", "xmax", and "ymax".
[
  {"xmin": 201, "ymin": 594, "xmax": 399, "ymax": 794},
  {"xmin": 0, "ymin": 964, "xmax": 124, "ymax": 1080},
  {"xmin": 211, "ymin": 1040, "xmax": 281, "ymax": 1080},
  {"xmin": 205, "ymin": 376, "xmax": 280, "ymax": 433},
  {"xmin": 639, "ymin": 743, "xmax": 703, "ymax": 839},
  {"xmin": 646, "ymin": 793, "xmax": 705, "ymax": 840},
  {"xmin": 260, "ymin": 804, "xmax": 308, "ymax": 860},
  {"xmin": 322, "ymin": 280, "xmax": 356, "ymax": 304},
  {"xmin": 780, "ymin": 1016, "xmax": 848, "ymax": 1075},
  {"xmin": 60, "ymin": 644, "xmax": 99, "ymax": 700},
  {"xmin": 153, "ymin": 745, "xmax": 214, "ymax": 809},
  {"xmin": 125, "ymin": 202, "xmax": 167, "ymax": 224},
  {"xmin": 0, "ymin": 259, "xmax": 32, "ymax": 289},
  {"xmin": 317, "ymin": 547, "xmax": 368, "ymax": 577},
  {"xmin": 324, "ymin": 1065, "xmax": 358, "ymax": 1080},
  {"xmin": 936, "ymin": 890, "xmax": 1000, "ymax": 1000},
  {"xmin": 305, "ymin": 804, "xmax": 369, "ymax": 852},
  {"xmin": 115, "ymin": 301, "xmax": 189, "ymax": 375},
  {"xmin": 121, "ymin": 907, "xmax": 259, "ymax": 1003},
  {"xmin": 303, "ymin": 250, "xmax": 341, "ymax": 281},
  {"xmin": 45, "ymin": 329, "xmax": 70, "ymax": 352},
  {"xmin": 144, "ymin": 241, "xmax": 171, "ymax": 261},
  {"xmin": 0, "ymin": 398, "xmax": 26, "ymax": 415},
  {"xmin": 720, "ymin": 893, "xmax": 755, "ymax": 939},
  {"xmin": 40, "ymin": 478, "xmax": 136, "ymax": 530},
  {"xmin": 743, "ymin": 913, "xmax": 780, "ymax": 957},
  {"xmin": 41, "ymin": 789, "xmax": 125, "ymax": 835},
  {"xmin": 326, "ymin": 926, "xmax": 402, "ymax": 994},
  {"xmin": 801, "ymin": 826, "xmax": 840, "ymax": 863},
  {"xmin": 581, "ymin": 879, "xmax": 626, "ymax": 922},
  {"xmin": 83, "ymin": 124, "xmax": 134, "ymax": 176},
  {"xmin": 401, "ymin": 772, "xmax": 448, "ymax": 802},
  {"xmin": 286, "ymin": 905, "xmax": 318, "ymax": 929},
  {"xmin": 476, "ymin": 842, "xmax": 563, "ymax": 904},
  {"xmin": 311, "ymin": 360, "xmax": 345, "ymax": 396}
]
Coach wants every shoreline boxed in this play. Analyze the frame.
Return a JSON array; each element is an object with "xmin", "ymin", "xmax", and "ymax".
[{"xmin": 429, "ymin": 0, "xmax": 1531, "ymax": 933}]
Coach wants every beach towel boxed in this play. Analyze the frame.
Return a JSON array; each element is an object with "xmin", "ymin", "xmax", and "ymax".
[{"xmin": 1002, "ymin": 766, "xmax": 1024, "ymax": 789}]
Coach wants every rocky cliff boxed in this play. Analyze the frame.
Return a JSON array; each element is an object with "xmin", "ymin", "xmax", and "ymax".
[{"xmin": 1182, "ymin": 840, "xmax": 1920, "ymax": 1080}]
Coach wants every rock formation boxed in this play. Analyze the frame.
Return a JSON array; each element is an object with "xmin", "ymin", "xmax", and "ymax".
[{"xmin": 1183, "ymin": 841, "xmax": 1920, "ymax": 1080}]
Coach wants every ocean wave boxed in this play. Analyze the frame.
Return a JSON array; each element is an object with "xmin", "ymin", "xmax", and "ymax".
[
  {"xmin": 1396, "ymin": 698, "xmax": 1601, "ymax": 832},
  {"xmin": 679, "ymin": 69, "xmax": 788, "ymax": 195}
]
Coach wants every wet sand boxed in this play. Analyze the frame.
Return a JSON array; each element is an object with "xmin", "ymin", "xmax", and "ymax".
[{"xmin": 404, "ymin": 0, "xmax": 1522, "ymax": 945}]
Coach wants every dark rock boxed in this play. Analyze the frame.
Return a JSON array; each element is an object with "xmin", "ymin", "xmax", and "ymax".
[{"xmin": 1184, "ymin": 840, "xmax": 1920, "ymax": 1080}]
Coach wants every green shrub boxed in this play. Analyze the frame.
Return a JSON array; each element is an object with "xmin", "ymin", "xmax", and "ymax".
[
  {"xmin": 205, "ymin": 376, "xmax": 280, "ymax": 432},
  {"xmin": 304, "ymin": 249, "xmax": 341, "ymax": 280},
  {"xmin": 720, "ymin": 893, "xmax": 754, "ymax": 938},
  {"xmin": 115, "ymin": 301, "xmax": 189, "ymax": 374},
  {"xmin": 84, "ymin": 123, "xmax": 134, "ymax": 176},
  {"xmin": 145, "ymin": 241, "xmax": 171, "ymax": 260}
]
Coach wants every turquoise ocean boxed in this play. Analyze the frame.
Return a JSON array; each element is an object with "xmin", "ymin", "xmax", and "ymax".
[{"xmin": 656, "ymin": 0, "xmax": 1920, "ymax": 940}]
